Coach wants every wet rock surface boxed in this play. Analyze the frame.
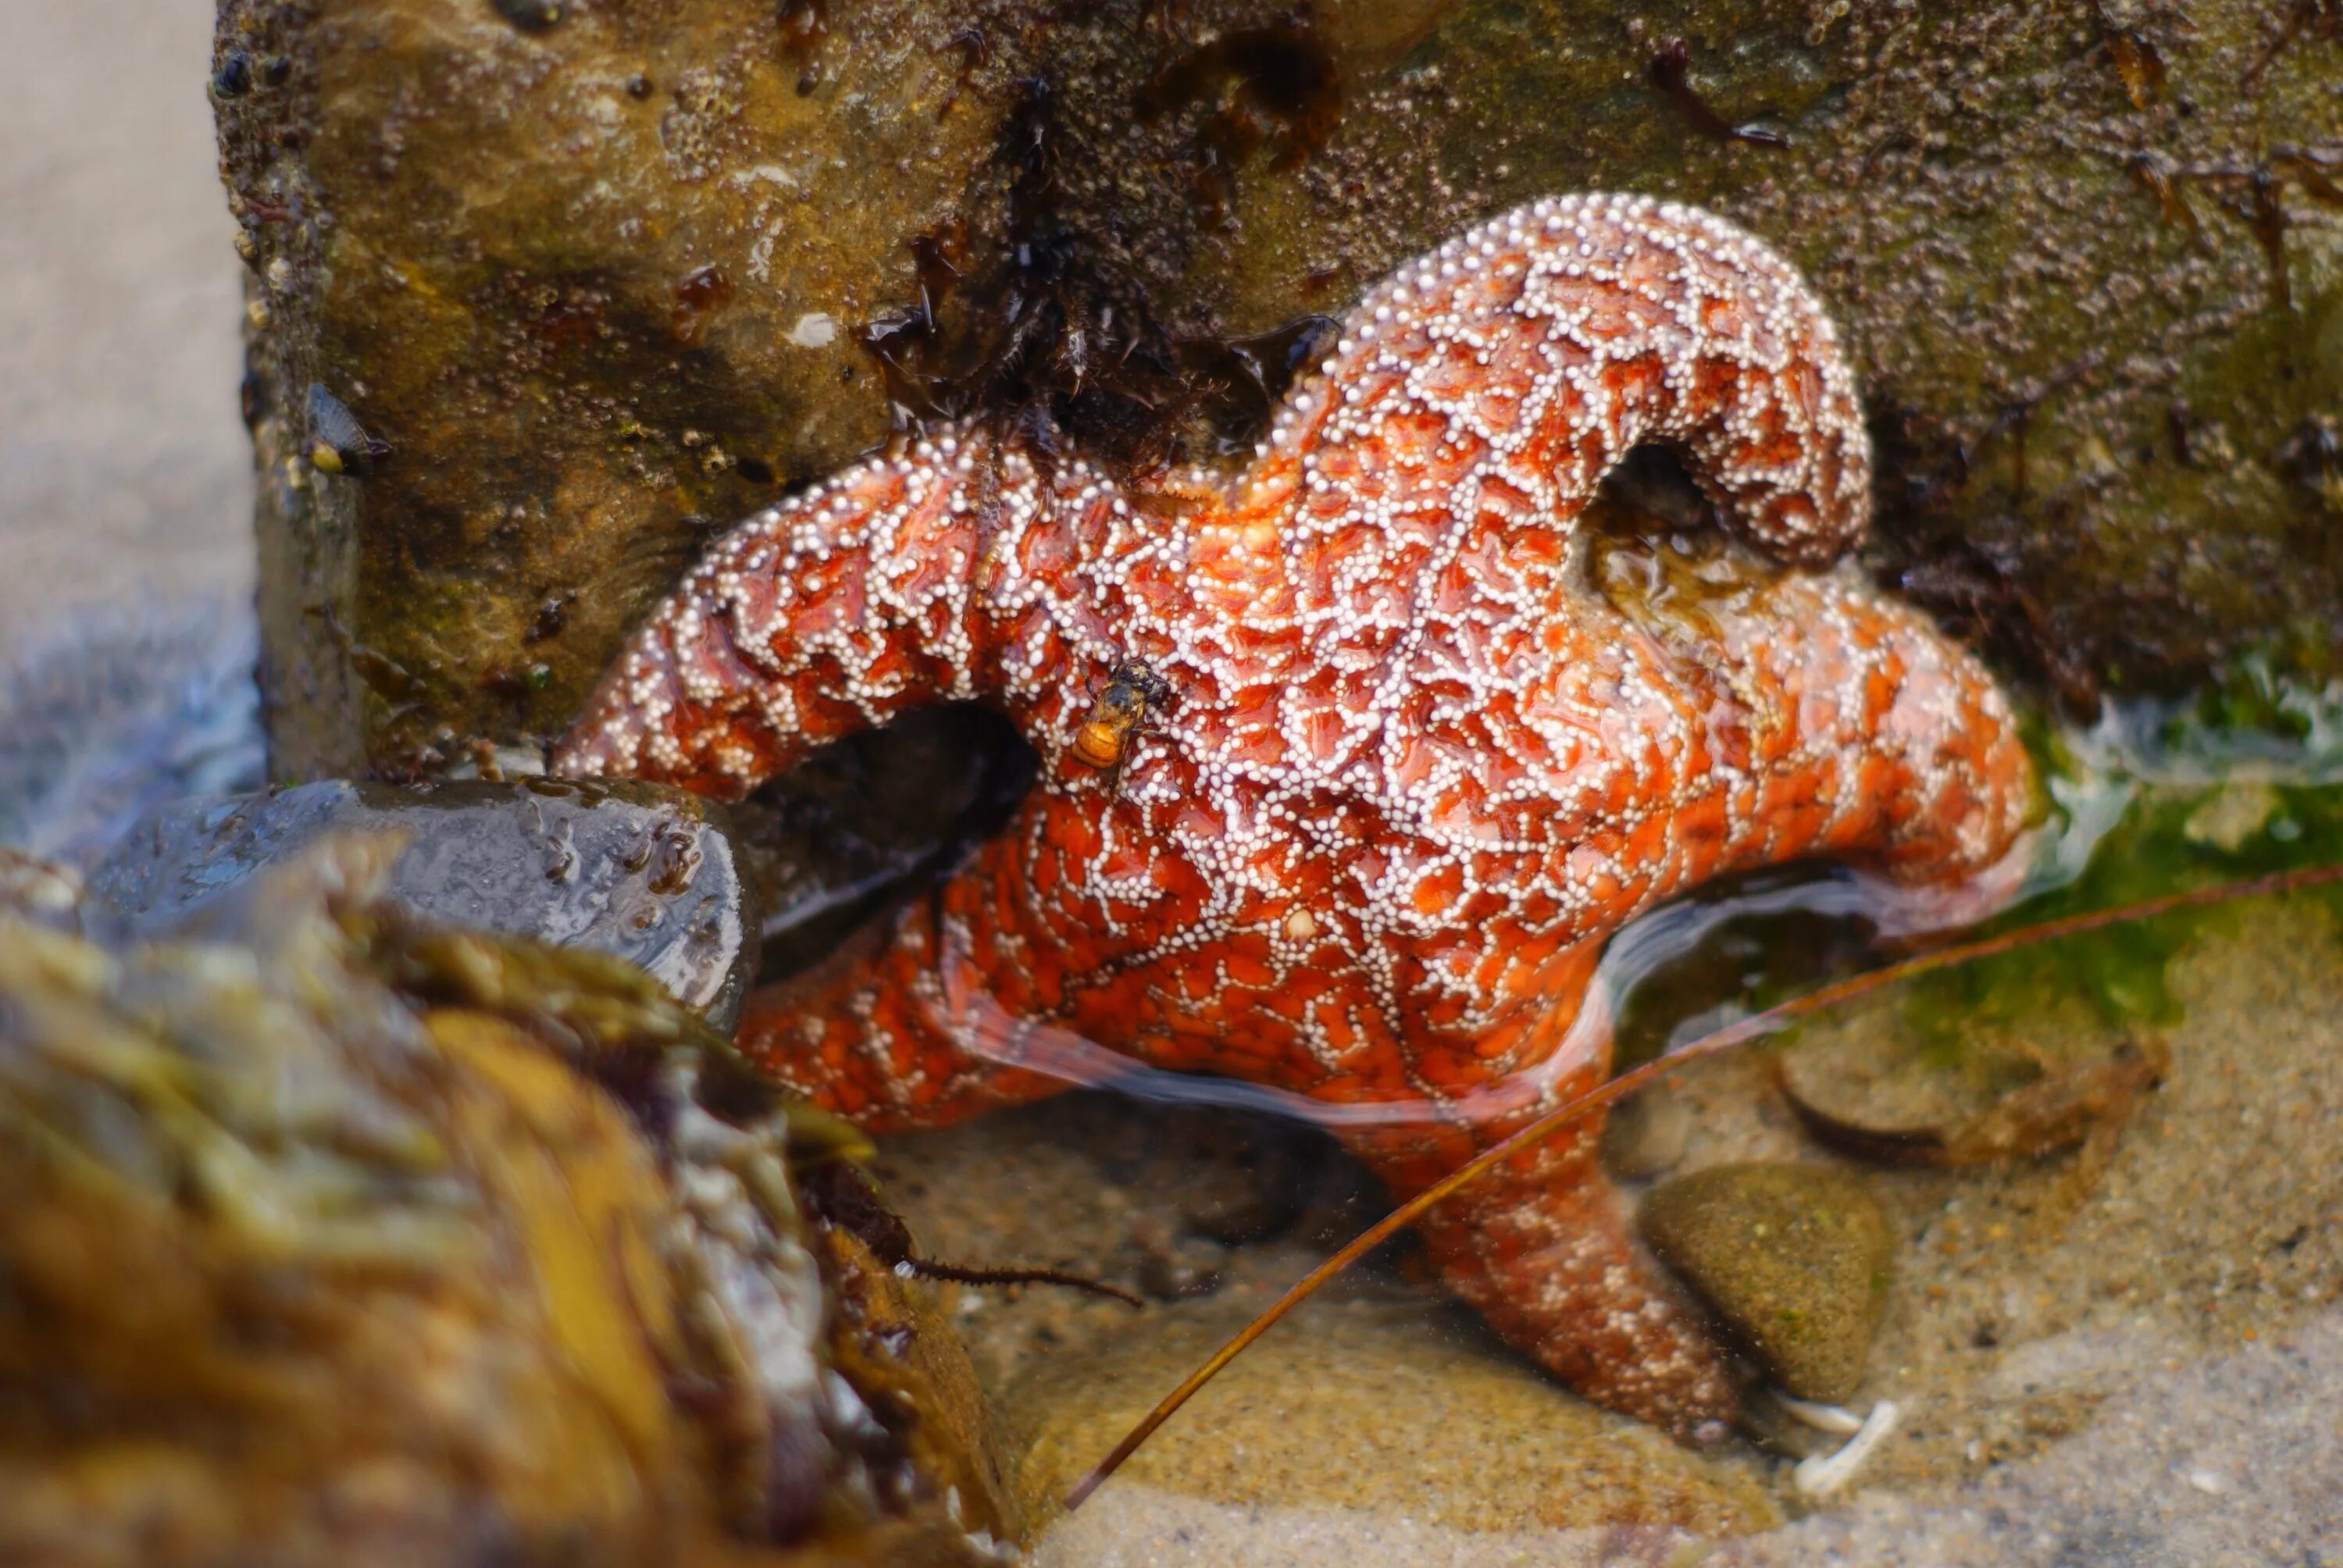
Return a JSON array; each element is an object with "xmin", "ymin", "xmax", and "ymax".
[
  {"xmin": 0, "ymin": 608, "xmax": 263, "ymax": 868},
  {"xmin": 1059, "ymin": 0, "xmax": 2343, "ymax": 705},
  {"xmin": 0, "ymin": 837, "xmax": 1012, "ymax": 1566},
  {"xmin": 1778, "ymin": 995, "xmax": 2170, "ymax": 1169},
  {"xmin": 1641, "ymin": 1163, "xmax": 1895, "ymax": 1404},
  {"xmin": 219, "ymin": 0, "xmax": 2342, "ymax": 776},
  {"xmin": 214, "ymin": 0, "xmax": 1032, "ymax": 776},
  {"xmin": 84, "ymin": 777, "xmax": 760, "ymax": 1028}
]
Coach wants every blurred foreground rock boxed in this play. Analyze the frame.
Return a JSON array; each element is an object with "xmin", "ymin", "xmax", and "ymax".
[
  {"xmin": 216, "ymin": 0, "xmax": 2341, "ymax": 777},
  {"xmin": 0, "ymin": 839, "xmax": 1012, "ymax": 1566}
]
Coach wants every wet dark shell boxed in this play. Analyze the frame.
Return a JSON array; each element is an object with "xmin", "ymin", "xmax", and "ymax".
[
  {"xmin": 304, "ymin": 382, "xmax": 390, "ymax": 476},
  {"xmin": 491, "ymin": 0, "xmax": 564, "ymax": 31}
]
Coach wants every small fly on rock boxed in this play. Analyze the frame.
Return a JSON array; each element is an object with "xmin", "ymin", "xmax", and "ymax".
[{"xmin": 1072, "ymin": 656, "xmax": 1177, "ymax": 788}]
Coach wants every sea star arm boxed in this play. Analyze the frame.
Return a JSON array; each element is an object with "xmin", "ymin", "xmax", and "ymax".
[
  {"xmin": 551, "ymin": 429, "xmax": 1150, "ymax": 800},
  {"xmin": 728, "ymin": 814, "xmax": 1084, "ymax": 1132},
  {"xmin": 1382, "ymin": 1101, "xmax": 1740, "ymax": 1440},
  {"xmin": 1579, "ymin": 550, "xmax": 2038, "ymax": 921},
  {"xmin": 1330, "ymin": 943, "xmax": 1743, "ymax": 1441},
  {"xmin": 1247, "ymin": 192, "xmax": 1873, "ymax": 590},
  {"xmin": 549, "ymin": 433, "xmax": 1186, "ymax": 1122},
  {"xmin": 1324, "ymin": 562, "xmax": 2032, "ymax": 1440}
]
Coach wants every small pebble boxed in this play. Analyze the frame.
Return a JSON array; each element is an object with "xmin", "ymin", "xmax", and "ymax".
[
  {"xmin": 2183, "ymin": 782, "xmax": 2281, "ymax": 853},
  {"xmin": 1603, "ymin": 1082, "xmax": 1693, "ymax": 1179},
  {"xmin": 84, "ymin": 778, "xmax": 759, "ymax": 1030},
  {"xmin": 1132, "ymin": 1224, "xmax": 1228, "ymax": 1301},
  {"xmin": 1640, "ymin": 1162, "xmax": 1895, "ymax": 1403}
]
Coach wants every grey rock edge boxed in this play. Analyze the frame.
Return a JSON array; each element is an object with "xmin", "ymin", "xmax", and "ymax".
[{"xmin": 84, "ymin": 777, "xmax": 760, "ymax": 1032}]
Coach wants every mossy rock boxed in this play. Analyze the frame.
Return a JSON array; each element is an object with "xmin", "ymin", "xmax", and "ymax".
[
  {"xmin": 217, "ymin": 0, "xmax": 2343, "ymax": 777},
  {"xmin": 1641, "ymin": 1161, "xmax": 1895, "ymax": 1404},
  {"xmin": 0, "ymin": 839, "xmax": 1011, "ymax": 1563},
  {"xmin": 215, "ymin": 0, "xmax": 1029, "ymax": 776}
]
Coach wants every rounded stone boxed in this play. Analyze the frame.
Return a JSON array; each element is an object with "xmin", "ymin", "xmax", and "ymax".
[
  {"xmin": 1639, "ymin": 1162, "xmax": 1895, "ymax": 1405},
  {"xmin": 1603, "ymin": 1082, "xmax": 1695, "ymax": 1180}
]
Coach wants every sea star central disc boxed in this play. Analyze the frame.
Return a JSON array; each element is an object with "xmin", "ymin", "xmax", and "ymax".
[{"xmin": 555, "ymin": 194, "xmax": 2034, "ymax": 1437}]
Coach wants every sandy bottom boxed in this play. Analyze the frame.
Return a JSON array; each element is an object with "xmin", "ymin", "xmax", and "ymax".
[
  {"xmin": 0, "ymin": 0, "xmax": 251, "ymax": 644},
  {"xmin": 876, "ymin": 900, "xmax": 2343, "ymax": 1566}
]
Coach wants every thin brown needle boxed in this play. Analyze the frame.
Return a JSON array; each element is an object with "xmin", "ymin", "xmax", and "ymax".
[{"xmin": 1062, "ymin": 860, "xmax": 2343, "ymax": 1510}]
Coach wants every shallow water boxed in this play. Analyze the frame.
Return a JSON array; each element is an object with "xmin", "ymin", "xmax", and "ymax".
[
  {"xmin": 835, "ymin": 640, "xmax": 2343, "ymax": 1554},
  {"xmin": 893, "ymin": 805, "xmax": 2342, "ymax": 1564},
  {"xmin": 5, "ymin": 1, "xmax": 2338, "ymax": 1545},
  {"xmin": 7, "ymin": 599, "xmax": 2335, "ymax": 1563}
]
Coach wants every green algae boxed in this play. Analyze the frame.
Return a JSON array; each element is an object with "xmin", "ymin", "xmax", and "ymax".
[
  {"xmin": 1607, "ymin": 663, "xmax": 2343, "ymax": 1103},
  {"xmin": 1901, "ymin": 782, "xmax": 2343, "ymax": 1046},
  {"xmin": 1897, "ymin": 679, "xmax": 2343, "ymax": 1053}
]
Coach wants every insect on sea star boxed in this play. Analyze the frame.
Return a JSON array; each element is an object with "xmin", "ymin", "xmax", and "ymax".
[{"xmin": 554, "ymin": 193, "xmax": 2035, "ymax": 1438}]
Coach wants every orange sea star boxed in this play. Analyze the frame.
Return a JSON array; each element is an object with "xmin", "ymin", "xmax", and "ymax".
[{"xmin": 555, "ymin": 193, "xmax": 2034, "ymax": 1437}]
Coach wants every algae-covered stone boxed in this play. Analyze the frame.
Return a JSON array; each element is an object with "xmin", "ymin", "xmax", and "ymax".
[
  {"xmin": 0, "ymin": 838, "xmax": 1011, "ymax": 1564},
  {"xmin": 219, "ymin": 0, "xmax": 2342, "ymax": 779},
  {"xmin": 1036, "ymin": 0, "xmax": 2343, "ymax": 704},
  {"xmin": 213, "ymin": 0, "xmax": 1031, "ymax": 777},
  {"xmin": 1778, "ymin": 991, "xmax": 2169, "ymax": 1168},
  {"xmin": 1641, "ymin": 1163, "xmax": 1895, "ymax": 1405}
]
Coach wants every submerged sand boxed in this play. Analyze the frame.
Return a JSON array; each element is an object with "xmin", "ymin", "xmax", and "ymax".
[{"xmin": 872, "ymin": 900, "xmax": 2343, "ymax": 1565}]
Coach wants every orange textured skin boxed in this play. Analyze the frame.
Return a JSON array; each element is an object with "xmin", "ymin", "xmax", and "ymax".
[{"xmin": 554, "ymin": 194, "xmax": 2034, "ymax": 1438}]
